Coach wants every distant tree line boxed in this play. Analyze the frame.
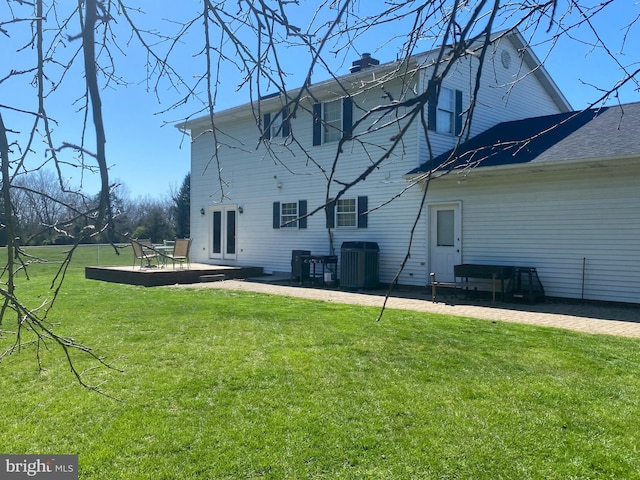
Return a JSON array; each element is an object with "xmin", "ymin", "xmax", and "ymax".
[{"xmin": 5, "ymin": 171, "xmax": 190, "ymax": 246}]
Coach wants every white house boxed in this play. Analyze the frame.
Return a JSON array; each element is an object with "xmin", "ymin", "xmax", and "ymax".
[{"xmin": 181, "ymin": 29, "xmax": 640, "ymax": 305}]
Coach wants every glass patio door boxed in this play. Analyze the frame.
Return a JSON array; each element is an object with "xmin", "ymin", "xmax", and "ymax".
[{"xmin": 210, "ymin": 206, "xmax": 237, "ymax": 260}]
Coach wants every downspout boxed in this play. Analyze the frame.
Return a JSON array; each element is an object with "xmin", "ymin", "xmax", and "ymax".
[{"xmin": 581, "ymin": 257, "xmax": 586, "ymax": 303}]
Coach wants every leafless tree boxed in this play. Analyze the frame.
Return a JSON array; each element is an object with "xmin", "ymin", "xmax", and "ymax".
[
  {"xmin": 10, "ymin": 169, "xmax": 76, "ymax": 243},
  {"xmin": 0, "ymin": 0, "xmax": 637, "ymax": 389}
]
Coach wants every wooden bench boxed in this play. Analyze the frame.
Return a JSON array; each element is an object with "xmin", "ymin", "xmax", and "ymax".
[
  {"xmin": 430, "ymin": 272, "xmax": 497, "ymax": 302},
  {"xmin": 431, "ymin": 264, "xmax": 515, "ymax": 303}
]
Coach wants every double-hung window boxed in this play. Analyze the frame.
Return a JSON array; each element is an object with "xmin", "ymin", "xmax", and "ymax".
[
  {"xmin": 263, "ymin": 109, "xmax": 290, "ymax": 140},
  {"xmin": 270, "ymin": 114, "xmax": 283, "ymax": 139},
  {"xmin": 427, "ymin": 81, "xmax": 463, "ymax": 136},
  {"xmin": 312, "ymin": 97, "xmax": 353, "ymax": 146},
  {"xmin": 323, "ymin": 99, "xmax": 343, "ymax": 143},
  {"xmin": 272, "ymin": 200, "xmax": 307, "ymax": 229},
  {"xmin": 336, "ymin": 198, "xmax": 357, "ymax": 227},
  {"xmin": 436, "ymin": 87, "xmax": 455, "ymax": 134},
  {"xmin": 326, "ymin": 196, "xmax": 368, "ymax": 229},
  {"xmin": 280, "ymin": 202, "xmax": 298, "ymax": 229}
]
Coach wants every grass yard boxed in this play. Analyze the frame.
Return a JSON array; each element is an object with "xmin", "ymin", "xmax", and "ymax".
[{"xmin": 1, "ymin": 245, "xmax": 640, "ymax": 479}]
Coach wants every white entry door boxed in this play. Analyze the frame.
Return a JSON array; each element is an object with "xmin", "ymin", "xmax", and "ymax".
[
  {"xmin": 429, "ymin": 203, "xmax": 462, "ymax": 283},
  {"xmin": 210, "ymin": 206, "xmax": 237, "ymax": 260}
]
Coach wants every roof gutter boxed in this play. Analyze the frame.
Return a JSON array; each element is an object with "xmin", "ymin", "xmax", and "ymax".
[{"xmin": 178, "ymin": 56, "xmax": 420, "ymax": 132}]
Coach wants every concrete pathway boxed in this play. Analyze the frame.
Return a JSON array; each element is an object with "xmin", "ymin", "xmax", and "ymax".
[{"xmin": 171, "ymin": 278, "xmax": 640, "ymax": 339}]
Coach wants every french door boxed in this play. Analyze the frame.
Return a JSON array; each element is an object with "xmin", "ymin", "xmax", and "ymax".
[{"xmin": 210, "ymin": 206, "xmax": 237, "ymax": 260}]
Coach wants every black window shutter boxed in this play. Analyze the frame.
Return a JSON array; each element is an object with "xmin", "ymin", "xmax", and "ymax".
[
  {"xmin": 264, "ymin": 113, "xmax": 271, "ymax": 140},
  {"xmin": 272, "ymin": 202, "xmax": 280, "ymax": 229},
  {"xmin": 312, "ymin": 103, "xmax": 322, "ymax": 146},
  {"xmin": 357, "ymin": 196, "xmax": 368, "ymax": 228},
  {"xmin": 282, "ymin": 107, "xmax": 290, "ymax": 137},
  {"xmin": 298, "ymin": 200, "xmax": 307, "ymax": 229},
  {"xmin": 342, "ymin": 97, "xmax": 353, "ymax": 140},
  {"xmin": 325, "ymin": 199, "xmax": 335, "ymax": 228},
  {"xmin": 427, "ymin": 80, "xmax": 437, "ymax": 131},
  {"xmin": 455, "ymin": 90, "xmax": 463, "ymax": 136}
]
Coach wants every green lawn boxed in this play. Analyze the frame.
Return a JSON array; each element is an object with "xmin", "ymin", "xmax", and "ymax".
[{"xmin": 1, "ymin": 245, "xmax": 640, "ymax": 479}]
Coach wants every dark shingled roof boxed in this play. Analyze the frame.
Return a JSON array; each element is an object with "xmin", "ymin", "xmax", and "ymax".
[{"xmin": 406, "ymin": 101, "xmax": 640, "ymax": 176}]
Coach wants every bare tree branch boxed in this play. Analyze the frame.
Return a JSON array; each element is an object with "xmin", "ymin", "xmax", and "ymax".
[{"xmin": 1, "ymin": 0, "xmax": 637, "ymax": 392}]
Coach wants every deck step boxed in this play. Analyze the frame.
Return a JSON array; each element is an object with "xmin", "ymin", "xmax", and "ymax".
[{"xmin": 199, "ymin": 274, "xmax": 226, "ymax": 283}]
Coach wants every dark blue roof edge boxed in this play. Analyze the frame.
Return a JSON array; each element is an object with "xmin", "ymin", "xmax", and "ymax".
[{"xmin": 406, "ymin": 102, "xmax": 640, "ymax": 177}]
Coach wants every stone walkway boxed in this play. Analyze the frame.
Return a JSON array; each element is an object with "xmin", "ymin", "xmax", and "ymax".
[{"xmin": 171, "ymin": 278, "xmax": 640, "ymax": 339}]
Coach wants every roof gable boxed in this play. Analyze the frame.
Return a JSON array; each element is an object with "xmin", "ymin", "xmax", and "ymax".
[{"xmin": 180, "ymin": 29, "xmax": 570, "ymax": 131}]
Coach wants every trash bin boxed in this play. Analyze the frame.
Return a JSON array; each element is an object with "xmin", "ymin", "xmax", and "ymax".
[
  {"xmin": 291, "ymin": 250, "xmax": 310, "ymax": 282},
  {"xmin": 340, "ymin": 241, "xmax": 379, "ymax": 289}
]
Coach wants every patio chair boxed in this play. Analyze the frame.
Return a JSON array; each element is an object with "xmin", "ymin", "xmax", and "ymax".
[
  {"xmin": 131, "ymin": 239, "xmax": 158, "ymax": 269},
  {"xmin": 168, "ymin": 238, "xmax": 192, "ymax": 270}
]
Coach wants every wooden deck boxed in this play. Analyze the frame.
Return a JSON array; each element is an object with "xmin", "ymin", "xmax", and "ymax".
[{"xmin": 85, "ymin": 263, "xmax": 263, "ymax": 287}]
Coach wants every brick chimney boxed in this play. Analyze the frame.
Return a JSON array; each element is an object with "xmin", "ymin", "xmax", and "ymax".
[{"xmin": 349, "ymin": 53, "xmax": 380, "ymax": 73}]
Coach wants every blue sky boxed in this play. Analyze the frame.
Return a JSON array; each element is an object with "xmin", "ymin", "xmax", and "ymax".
[{"xmin": 1, "ymin": 1, "xmax": 638, "ymax": 199}]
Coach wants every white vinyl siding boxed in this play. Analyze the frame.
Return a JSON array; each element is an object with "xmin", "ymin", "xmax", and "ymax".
[
  {"xmin": 417, "ymin": 40, "xmax": 565, "ymax": 167},
  {"xmin": 188, "ymin": 34, "xmax": 631, "ymax": 303},
  {"xmin": 187, "ymin": 89, "xmax": 426, "ymax": 286},
  {"xmin": 429, "ymin": 162, "xmax": 640, "ymax": 304}
]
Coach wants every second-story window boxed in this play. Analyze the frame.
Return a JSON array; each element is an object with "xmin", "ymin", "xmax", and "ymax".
[
  {"xmin": 436, "ymin": 87, "xmax": 455, "ymax": 134},
  {"xmin": 313, "ymin": 97, "xmax": 353, "ymax": 146},
  {"xmin": 263, "ymin": 108, "xmax": 290, "ymax": 140},
  {"xmin": 323, "ymin": 99, "xmax": 343, "ymax": 143},
  {"xmin": 427, "ymin": 81, "xmax": 463, "ymax": 136},
  {"xmin": 270, "ymin": 114, "xmax": 283, "ymax": 139}
]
